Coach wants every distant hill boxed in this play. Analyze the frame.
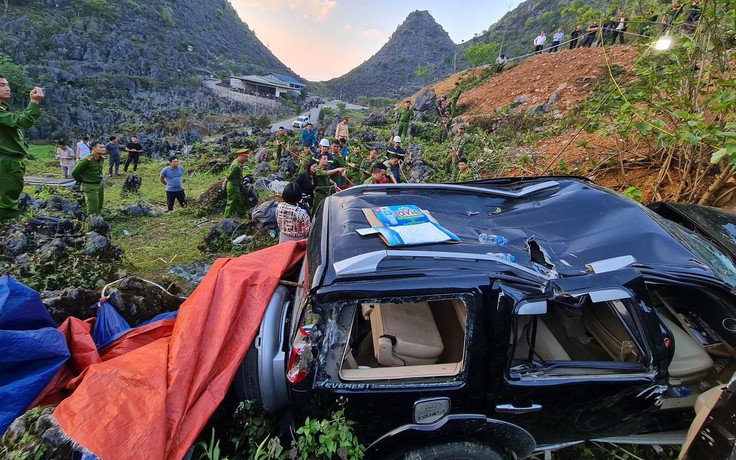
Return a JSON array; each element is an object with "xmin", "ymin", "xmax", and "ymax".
[
  {"xmin": 0, "ymin": 0, "xmax": 296, "ymax": 141},
  {"xmin": 323, "ymin": 10, "xmax": 467, "ymax": 101},
  {"xmin": 467, "ymin": 0, "xmax": 609, "ymax": 59}
]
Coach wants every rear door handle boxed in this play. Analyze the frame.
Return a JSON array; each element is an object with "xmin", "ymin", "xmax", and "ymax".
[{"xmin": 495, "ymin": 403, "xmax": 543, "ymax": 414}]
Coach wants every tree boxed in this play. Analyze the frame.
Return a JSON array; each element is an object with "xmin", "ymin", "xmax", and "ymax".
[
  {"xmin": 464, "ymin": 43, "xmax": 500, "ymax": 68},
  {"xmin": 414, "ymin": 63, "xmax": 435, "ymax": 80},
  {"xmin": 0, "ymin": 53, "xmax": 30, "ymax": 106}
]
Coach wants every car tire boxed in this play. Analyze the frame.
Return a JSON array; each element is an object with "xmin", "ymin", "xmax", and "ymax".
[
  {"xmin": 232, "ymin": 342, "xmax": 263, "ymax": 409},
  {"xmin": 402, "ymin": 442, "xmax": 503, "ymax": 460}
]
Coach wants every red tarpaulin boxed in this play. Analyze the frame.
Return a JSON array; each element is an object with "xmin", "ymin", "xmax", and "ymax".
[{"xmin": 47, "ymin": 241, "xmax": 306, "ymax": 460}]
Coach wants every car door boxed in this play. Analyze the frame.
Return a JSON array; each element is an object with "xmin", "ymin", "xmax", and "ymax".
[{"xmin": 492, "ymin": 269, "xmax": 671, "ymax": 445}]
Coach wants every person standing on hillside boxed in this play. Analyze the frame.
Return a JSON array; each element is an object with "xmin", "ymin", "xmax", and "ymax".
[
  {"xmin": 533, "ymin": 32, "xmax": 547, "ymax": 54},
  {"xmin": 360, "ymin": 148, "xmax": 381, "ymax": 182},
  {"xmin": 106, "ymin": 136, "xmax": 122, "ymax": 176},
  {"xmin": 435, "ymin": 95, "xmax": 449, "ymax": 116},
  {"xmin": 76, "ymin": 136, "xmax": 91, "ymax": 160},
  {"xmin": 384, "ymin": 154, "xmax": 401, "ymax": 184},
  {"xmin": 396, "ymin": 100, "xmax": 413, "ymax": 139},
  {"xmin": 549, "ymin": 29, "xmax": 564, "ymax": 52},
  {"xmin": 387, "ymin": 136, "xmax": 406, "ymax": 162},
  {"xmin": 312, "ymin": 153, "xmax": 345, "ymax": 214},
  {"xmin": 160, "ymin": 156, "xmax": 187, "ymax": 212},
  {"xmin": 335, "ymin": 117, "xmax": 350, "ymax": 143},
  {"xmin": 223, "ymin": 149, "xmax": 249, "ymax": 218},
  {"xmin": 446, "ymin": 125, "xmax": 468, "ymax": 171},
  {"xmin": 495, "ymin": 54, "xmax": 508, "ymax": 73},
  {"xmin": 450, "ymin": 82, "xmax": 463, "ymax": 117},
  {"xmin": 123, "ymin": 136, "xmax": 143, "ymax": 172},
  {"xmin": 57, "ymin": 141, "xmax": 76, "ymax": 179},
  {"xmin": 300, "ymin": 123, "xmax": 317, "ymax": 153},
  {"xmin": 0, "ymin": 76, "xmax": 43, "ymax": 221},
  {"xmin": 598, "ymin": 17, "xmax": 617, "ymax": 46},
  {"xmin": 455, "ymin": 158, "xmax": 473, "ymax": 182},
  {"xmin": 580, "ymin": 22, "xmax": 600, "ymax": 48},
  {"xmin": 440, "ymin": 110, "xmax": 453, "ymax": 142},
  {"xmin": 274, "ymin": 126, "xmax": 288, "ymax": 159},
  {"xmin": 611, "ymin": 16, "xmax": 629, "ymax": 44},
  {"xmin": 72, "ymin": 141, "xmax": 106, "ymax": 215},
  {"xmin": 569, "ymin": 25, "xmax": 582, "ymax": 49}
]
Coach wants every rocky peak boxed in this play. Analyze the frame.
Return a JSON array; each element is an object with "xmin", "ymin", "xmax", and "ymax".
[{"xmin": 324, "ymin": 10, "xmax": 466, "ymax": 100}]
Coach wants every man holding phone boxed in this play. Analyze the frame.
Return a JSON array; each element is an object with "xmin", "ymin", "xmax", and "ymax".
[{"xmin": 0, "ymin": 76, "xmax": 44, "ymax": 220}]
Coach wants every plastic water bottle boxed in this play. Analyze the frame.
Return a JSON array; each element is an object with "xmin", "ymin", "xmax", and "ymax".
[
  {"xmin": 487, "ymin": 252, "xmax": 516, "ymax": 262},
  {"xmin": 478, "ymin": 234, "xmax": 508, "ymax": 246}
]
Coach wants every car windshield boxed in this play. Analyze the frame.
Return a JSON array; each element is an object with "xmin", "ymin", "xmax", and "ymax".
[{"xmin": 660, "ymin": 219, "xmax": 736, "ymax": 287}]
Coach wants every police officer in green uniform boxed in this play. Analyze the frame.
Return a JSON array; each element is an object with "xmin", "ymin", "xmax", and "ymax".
[
  {"xmin": 312, "ymin": 153, "xmax": 345, "ymax": 215},
  {"xmin": 224, "ymin": 149, "xmax": 249, "ymax": 218},
  {"xmin": 0, "ymin": 76, "xmax": 44, "ymax": 220},
  {"xmin": 396, "ymin": 100, "xmax": 413, "ymax": 139},
  {"xmin": 71, "ymin": 142, "xmax": 107, "ymax": 215}
]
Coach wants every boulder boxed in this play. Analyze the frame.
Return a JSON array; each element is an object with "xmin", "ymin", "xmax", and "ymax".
[
  {"xmin": 250, "ymin": 200, "xmax": 278, "ymax": 229},
  {"xmin": 253, "ymin": 161, "xmax": 271, "ymax": 176},
  {"xmin": 121, "ymin": 174, "xmax": 143, "ymax": 196},
  {"xmin": 124, "ymin": 203, "xmax": 156, "ymax": 217},
  {"xmin": 412, "ymin": 89, "xmax": 436, "ymax": 112},
  {"xmin": 363, "ymin": 113, "xmax": 387, "ymax": 126},
  {"xmin": 105, "ymin": 277, "xmax": 184, "ymax": 325},
  {"xmin": 83, "ymin": 231, "xmax": 112, "ymax": 256},
  {"xmin": 403, "ymin": 143, "xmax": 432, "ymax": 184},
  {"xmin": 525, "ymin": 104, "xmax": 545, "ymax": 116},
  {"xmin": 42, "ymin": 287, "xmax": 100, "ymax": 324},
  {"xmin": 200, "ymin": 219, "xmax": 246, "ymax": 251}
]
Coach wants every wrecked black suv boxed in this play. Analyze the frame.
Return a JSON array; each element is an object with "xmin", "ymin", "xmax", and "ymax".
[{"xmin": 234, "ymin": 177, "xmax": 736, "ymax": 459}]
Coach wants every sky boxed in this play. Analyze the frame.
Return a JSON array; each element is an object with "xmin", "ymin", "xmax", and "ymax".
[{"xmin": 230, "ymin": 0, "xmax": 524, "ymax": 82}]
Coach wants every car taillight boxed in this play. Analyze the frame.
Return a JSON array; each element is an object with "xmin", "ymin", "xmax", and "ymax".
[{"xmin": 287, "ymin": 317, "xmax": 317, "ymax": 384}]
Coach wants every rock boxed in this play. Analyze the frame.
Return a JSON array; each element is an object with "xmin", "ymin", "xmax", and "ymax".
[
  {"xmin": 196, "ymin": 180, "xmax": 227, "ymax": 214},
  {"xmin": 412, "ymin": 89, "xmax": 436, "ymax": 112},
  {"xmin": 253, "ymin": 161, "xmax": 271, "ymax": 176},
  {"xmin": 42, "ymin": 425, "xmax": 68, "ymax": 449},
  {"xmin": 42, "ymin": 287, "xmax": 100, "ymax": 323},
  {"xmin": 408, "ymin": 123, "xmax": 421, "ymax": 137},
  {"xmin": 513, "ymin": 95, "xmax": 531, "ymax": 104},
  {"xmin": 83, "ymin": 231, "xmax": 112, "ymax": 255},
  {"xmin": 28, "ymin": 216, "xmax": 75, "ymax": 236},
  {"xmin": 90, "ymin": 215, "xmax": 110, "ymax": 236},
  {"xmin": 200, "ymin": 218, "xmax": 244, "ymax": 251},
  {"xmin": 526, "ymin": 104, "xmax": 545, "ymax": 116},
  {"xmin": 4, "ymin": 229, "xmax": 29, "ymax": 257},
  {"xmin": 45, "ymin": 195, "xmax": 81, "ymax": 217},
  {"xmin": 357, "ymin": 128, "xmax": 377, "ymax": 142},
  {"xmin": 403, "ymin": 143, "xmax": 432, "ymax": 184},
  {"xmin": 279, "ymin": 157, "xmax": 297, "ymax": 176},
  {"xmin": 17, "ymin": 193, "xmax": 44, "ymax": 213},
  {"xmin": 365, "ymin": 141, "xmax": 388, "ymax": 152},
  {"xmin": 124, "ymin": 203, "xmax": 156, "ymax": 217},
  {"xmin": 7, "ymin": 416, "xmax": 26, "ymax": 442},
  {"xmin": 250, "ymin": 200, "xmax": 278, "ymax": 229},
  {"xmin": 121, "ymin": 174, "xmax": 143, "ymax": 196},
  {"xmin": 363, "ymin": 113, "xmax": 387, "ymax": 126},
  {"xmin": 37, "ymin": 238, "xmax": 67, "ymax": 263},
  {"xmin": 105, "ymin": 277, "xmax": 183, "ymax": 325}
]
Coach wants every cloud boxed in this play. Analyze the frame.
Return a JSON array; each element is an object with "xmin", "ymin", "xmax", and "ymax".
[
  {"xmin": 360, "ymin": 28, "xmax": 384, "ymax": 40},
  {"xmin": 343, "ymin": 24, "xmax": 352, "ymax": 30},
  {"xmin": 234, "ymin": 0, "xmax": 337, "ymax": 21}
]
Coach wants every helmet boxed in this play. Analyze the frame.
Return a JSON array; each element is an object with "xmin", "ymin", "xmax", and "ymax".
[
  {"xmin": 319, "ymin": 138, "xmax": 330, "ymax": 147},
  {"xmin": 393, "ymin": 136, "xmax": 402, "ymax": 143}
]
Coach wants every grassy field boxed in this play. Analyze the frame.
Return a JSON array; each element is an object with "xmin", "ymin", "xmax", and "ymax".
[{"xmin": 24, "ymin": 143, "xmax": 273, "ymax": 289}]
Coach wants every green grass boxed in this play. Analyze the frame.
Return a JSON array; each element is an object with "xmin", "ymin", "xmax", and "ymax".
[{"xmin": 23, "ymin": 143, "xmax": 276, "ymax": 289}]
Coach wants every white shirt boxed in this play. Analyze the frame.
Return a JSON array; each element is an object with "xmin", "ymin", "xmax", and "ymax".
[
  {"xmin": 77, "ymin": 141, "xmax": 91, "ymax": 159},
  {"xmin": 534, "ymin": 35, "xmax": 547, "ymax": 46}
]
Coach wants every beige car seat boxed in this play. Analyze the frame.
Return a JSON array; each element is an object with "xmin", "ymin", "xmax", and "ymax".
[
  {"xmin": 659, "ymin": 315, "xmax": 714, "ymax": 385},
  {"xmin": 363, "ymin": 302, "xmax": 444, "ymax": 367},
  {"xmin": 515, "ymin": 316, "xmax": 572, "ymax": 361}
]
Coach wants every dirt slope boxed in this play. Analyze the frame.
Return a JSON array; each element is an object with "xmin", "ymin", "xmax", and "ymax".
[{"xmin": 461, "ymin": 46, "xmax": 638, "ymax": 116}]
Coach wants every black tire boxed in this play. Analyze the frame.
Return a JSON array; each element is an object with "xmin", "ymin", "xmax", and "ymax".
[
  {"xmin": 232, "ymin": 342, "xmax": 263, "ymax": 409},
  {"xmin": 403, "ymin": 442, "xmax": 503, "ymax": 460}
]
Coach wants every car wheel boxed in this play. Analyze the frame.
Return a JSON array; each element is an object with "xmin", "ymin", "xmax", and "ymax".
[
  {"xmin": 232, "ymin": 342, "xmax": 263, "ymax": 409},
  {"xmin": 402, "ymin": 442, "xmax": 503, "ymax": 460}
]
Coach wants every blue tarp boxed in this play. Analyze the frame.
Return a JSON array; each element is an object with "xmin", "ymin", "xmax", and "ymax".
[
  {"xmin": 0, "ymin": 276, "xmax": 69, "ymax": 433},
  {"xmin": 0, "ymin": 276, "xmax": 180, "ymax": 433}
]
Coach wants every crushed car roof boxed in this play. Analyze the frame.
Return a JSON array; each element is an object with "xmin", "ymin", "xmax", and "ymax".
[{"xmin": 320, "ymin": 177, "xmax": 718, "ymax": 285}]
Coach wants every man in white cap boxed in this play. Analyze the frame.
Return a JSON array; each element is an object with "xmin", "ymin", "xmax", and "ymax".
[
  {"xmin": 313, "ymin": 138, "xmax": 333, "ymax": 169},
  {"xmin": 387, "ymin": 135, "xmax": 405, "ymax": 161}
]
